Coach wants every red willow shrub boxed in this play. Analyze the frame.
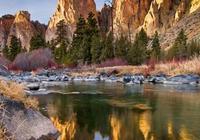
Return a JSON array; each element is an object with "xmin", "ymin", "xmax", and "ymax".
[
  {"xmin": 9, "ymin": 48, "xmax": 56, "ymax": 71},
  {"xmin": 0, "ymin": 56, "xmax": 11, "ymax": 67},
  {"xmin": 98, "ymin": 58, "xmax": 128, "ymax": 68}
]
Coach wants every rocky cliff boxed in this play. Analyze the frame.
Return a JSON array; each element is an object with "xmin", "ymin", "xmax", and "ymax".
[
  {"xmin": 0, "ymin": 15, "xmax": 15, "ymax": 49},
  {"xmin": 0, "ymin": 11, "xmax": 46, "ymax": 51},
  {"xmin": 46, "ymin": 0, "xmax": 97, "ymax": 41},
  {"xmin": 97, "ymin": 4, "xmax": 112, "ymax": 34},
  {"xmin": 1, "ymin": 0, "xmax": 200, "ymax": 50}
]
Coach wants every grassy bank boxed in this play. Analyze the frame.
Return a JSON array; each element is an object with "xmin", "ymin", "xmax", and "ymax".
[
  {"xmin": 70, "ymin": 56, "xmax": 200, "ymax": 76},
  {"xmin": 0, "ymin": 80, "xmax": 39, "ymax": 139},
  {"xmin": 0, "ymin": 81, "xmax": 38, "ymax": 109}
]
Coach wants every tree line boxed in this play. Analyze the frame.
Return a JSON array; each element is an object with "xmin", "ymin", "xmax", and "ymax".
[{"xmin": 3, "ymin": 12, "xmax": 200, "ymax": 67}]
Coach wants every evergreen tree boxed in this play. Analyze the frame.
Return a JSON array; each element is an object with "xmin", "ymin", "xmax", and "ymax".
[
  {"xmin": 54, "ymin": 20, "xmax": 70, "ymax": 64},
  {"xmin": 54, "ymin": 40, "xmax": 67, "ymax": 64},
  {"xmin": 91, "ymin": 35, "xmax": 102, "ymax": 64},
  {"xmin": 100, "ymin": 33, "xmax": 114, "ymax": 61},
  {"xmin": 167, "ymin": 29, "xmax": 187, "ymax": 60},
  {"xmin": 187, "ymin": 40, "xmax": 200, "ymax": 57},
  {"xmin": 127, "ymin": 28, "xmax": 148, "ymax": 65},
  {"xmin": 3, "ymin": 45, "xmax": 9, "ymax": 59},
  {"xmin": 30, "ymin": 34, "xmax": 46, "ymax": 51},
  {"xmin": 56, "ymin": 20, "xmax": 69, "ymax": 44},
  {"xmin": 115, "ymin": 35, "xmax": 130, "ymax": 59},
  {"xmin": 151, "ymin": 31, "xmax": 161, "ymax": 61},
  {"xmin": 71, "ymin": 16, "xmax": 87, "ymax": 63},
  {"xmin": 71, "ymin": 12, "xmax": 99, "ymax": 65},
  {"xmin": 9, "ymin": 35, "xmax": 22, "ymax": 61}
]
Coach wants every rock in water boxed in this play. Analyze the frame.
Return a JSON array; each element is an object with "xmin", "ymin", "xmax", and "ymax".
[{"xmin": 0, "ymin": 96, "xmax": 59, "ymax": 140}]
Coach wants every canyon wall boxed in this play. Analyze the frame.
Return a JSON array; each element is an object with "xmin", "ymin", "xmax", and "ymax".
[
  {"xmin": 46, "ymin": 0, "xmax": 97, "ymax": 41},
  {"xmin": 0, "ymin": 11, "xmax": 46, "ymax": 51}
]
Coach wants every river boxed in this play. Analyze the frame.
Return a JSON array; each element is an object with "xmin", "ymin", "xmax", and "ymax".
[{"xmin": 36, "ymin": 82, "xmax": 200, "ymax": 140}]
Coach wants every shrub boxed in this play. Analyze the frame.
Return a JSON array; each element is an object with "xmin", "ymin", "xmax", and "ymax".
[
  {"xmin": 9, "ymin": 48, "xmax": 56, "ymax": 71},
  {"xmin": 0, "ymin": 56, "xmax": 11, "ymax": 67}
]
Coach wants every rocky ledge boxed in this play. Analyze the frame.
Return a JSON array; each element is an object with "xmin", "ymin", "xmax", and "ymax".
[{"xmin": 0, "ymin": 95, "xmax": 59, "ymax": 140}]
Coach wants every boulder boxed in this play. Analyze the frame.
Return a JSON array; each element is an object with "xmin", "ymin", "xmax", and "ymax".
[
  {"xmin": 0, "ymin": 96, "xmax": 59, "ymax": 140},
  {"xmin": 163, "ymin": 74, "xmax": 200, "ymax": 85},
  {"xmin": 0, "ymin": 65, "xmax": 10, "ymax": 76},
  {"xmin": 147, "ymin": 74, "xmax": 167, "ymax": 84}
]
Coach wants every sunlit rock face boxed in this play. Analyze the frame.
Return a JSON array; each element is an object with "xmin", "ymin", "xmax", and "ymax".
[
  {"xmin": 190, "ymin": 0, "xmax": 200, "ymax": 13},
  {"xmin": 113, "ymin": 0, "xmax": 200, "ymax": 41},
  {"xmin": 5, "ymin": 11, "xmax": 46, "ymax": 51},
  {"xmin": 0, "ymin": 15, "xmax": 15, "ymax": 48},
  {"xmin": 7, "ymin": 11, "xmax": 36, "ymax": 50},
  {"xmin": 113, "ymin": 0, "xmax": 153, "ymax": 38},
  {"xmin": 46, "ymin": 0, "xmax": 97, "ymax": 41},
  {"xmin": 161, "ymin": 8, "xmax": 200, "ymax": 49}
]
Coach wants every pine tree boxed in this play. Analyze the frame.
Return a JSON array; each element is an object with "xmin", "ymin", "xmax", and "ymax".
[
  {"xmin": 168, "ymin": 29, "xmax": 187, "ymax": 60},
  {"xmin": 187, "ymin": 40, "xmax": 200, "ymax": 57},
  {"xmin": 30, "ymin": 34, "xmax": 46, "ymax": 51},
  {"xmin": 54, "ymin": 20, "xmax": 70, "ymax": 64},
  {"xmin": 3, "ymin": 45, "xmax": 9, "ymax": 59},
  {"xmin": 71, "ymin": 12, "xmax": 99, "ymax": 65},
  {"xmin": 100, "ymin": 33, "xmax": 114, "ymax": 61},
  {"xmin": 54, "ymin": 40, "xmax": 67, "ymax": 64},
  {"xmin": 151, "ymin": 31, "xmax": 161, "ymax": 61},
  {"xmin": 115, "ymin": 35, "xmax": 130, "ymax": 59},
  {"xmin": 127, "ymin": 28, "xmax": 148, "ymax": 65},
  {"xmin": 91, "ymin": 35, "xmax": 102, "ymax": 64},
  {"xmin": 71, "ymin": 16, "xmax": 87, "ymax": 63},
  {"xmin": 56, "ymin": 20, "xmax": 69, "ymax": 44},
  {"xmin": 9, "ymin": 35, "xmax": 22, "ymax": 61}
]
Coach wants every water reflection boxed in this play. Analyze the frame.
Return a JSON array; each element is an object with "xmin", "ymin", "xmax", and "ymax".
[{"xmin": 37, "ymin": 83, "xmax": 200, "ymax": 140}]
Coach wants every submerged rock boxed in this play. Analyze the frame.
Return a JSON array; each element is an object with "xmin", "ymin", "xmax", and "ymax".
[
  {"xmin": 0, "ymin": 96, "xmax": 59, "ymax": 140},
  {"xmin": 26, "ymin": 83, "xmax": 40, "ymax": 91}
]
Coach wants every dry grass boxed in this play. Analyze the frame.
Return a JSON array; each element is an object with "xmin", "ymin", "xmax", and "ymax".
[
  {"xmin": 94, "ymin": 56, "xmax": 200, "ymax": 76},
  {"xmin": 96, "ymin": 65, "xmax": 148, "ymax": 76},
  {"xmin": 0, "ymin": 81, "xmax": 38, "ymax": 109},
  {"xmin": 152, "ymin": 56, "xmax": 200, "ymax": 75}
]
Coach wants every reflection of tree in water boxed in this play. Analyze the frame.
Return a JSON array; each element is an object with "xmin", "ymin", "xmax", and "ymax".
[
  {"xmin": 110, "ymin": 108, "xmax": 154, "ymax": 140},
  {"xmin": 73, "ymin": 95, "xmax": 111, "ymax": 137},
  {"xmin": 39, "ymin": 85, "xmax": 200, "ymax": 140}
]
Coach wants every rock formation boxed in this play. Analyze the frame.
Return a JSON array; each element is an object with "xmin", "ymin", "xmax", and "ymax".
[
  {"xmin": 7, "ymin": 11, "xmax": 46, "ymax": 50},
  {"xmin": 0, "ymin": 95, "xmax": 59, "ymax": 140},
  {"xmin": 112, "ymin": 0, "xmax": 200, "ymax": 42},
  {"xmin": 46, "ymin": 0, "xmax": 97, "ymax": 41},
  {"xmin": 0, "ymin": 15, "xmax": 15, "ymax": 49},
  {"xmin": 1, "ymin": 0, "xmax": 200, "ymax": 50},
  {"xmin": 0, "ymin": 11, "xmax": 46, "ymax": 51},
  {"xmin": 97, "ymin": 4, "xmax": 112, "ymax": 34}
]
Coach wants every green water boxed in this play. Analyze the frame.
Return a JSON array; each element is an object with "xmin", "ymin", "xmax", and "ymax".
[{"xmin": 37, "ymin": 82, "xmax": 200, "ymax": 140}]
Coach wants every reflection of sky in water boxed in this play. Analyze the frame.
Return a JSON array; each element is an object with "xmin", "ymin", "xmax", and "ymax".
[{"xmin": 37, "ymin": 82, "xmax": 200, "ymax": 140}]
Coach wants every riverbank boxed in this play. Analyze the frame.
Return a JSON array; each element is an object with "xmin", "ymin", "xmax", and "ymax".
[
  {"xmin": 0, "ymin": 80, "xmax": 59, "ymax": 140},
  {"xmin": 72, "ymin": 56, "xmax": 200, "ymax": 77}
]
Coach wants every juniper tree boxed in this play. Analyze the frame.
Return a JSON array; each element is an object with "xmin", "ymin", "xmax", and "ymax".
[
  {"xmin": 168, "ymin": 29, "xmax": 187, "ymax": 60},
  {"xmin": 9, "ymin": 35, "xmax": 22, "ymax": 61},
  {"xmin": 151, "ymin": 31, "xmax": 161, "ymax": 61},
  {"xmin": 30, "ymin": 34, "xmax": 46, "ymax": 51},
  {"xmin": 128, "ymin": 28, "xmax": 148, "ymax": 65}
]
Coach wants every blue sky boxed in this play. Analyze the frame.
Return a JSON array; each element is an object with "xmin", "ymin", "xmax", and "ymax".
[{"xmin": 0, "ymin": 0, "xmax": 105, "ymax": 24}]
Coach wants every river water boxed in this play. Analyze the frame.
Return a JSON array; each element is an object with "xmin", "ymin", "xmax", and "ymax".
[{"xmin": 37, "ymin": 82, "xmax": 200, "ymax": 140}]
